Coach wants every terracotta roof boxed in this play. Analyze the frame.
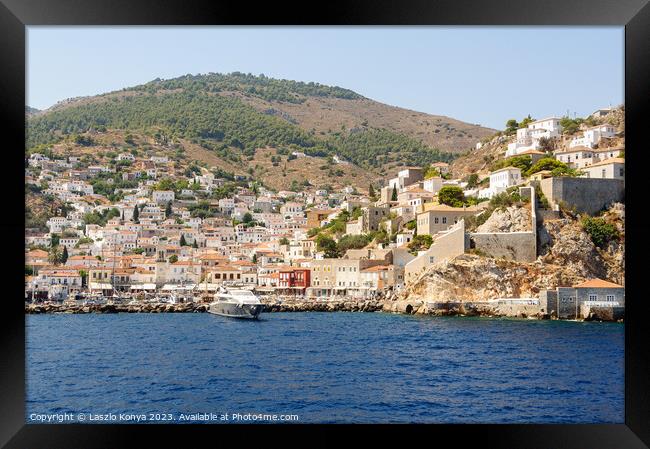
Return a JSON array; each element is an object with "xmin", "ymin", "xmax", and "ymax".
[
  {"xmin": 420, "ymin": 204, "xmax": 481, "ymax": 213},
  {"xmin": 555, "ymin": 146, "xmax": 593, "ymax": 154},
  {"xmin": 585, "ymin": 158, "xmax": 625, "ymax": 168},
  {"xmin": 491, "ymin": 166, "xmax": 522, "ymax": 174},
  {"xmin": 516, "ymin": 149, "xmax": 545, "ymax": 155},
  {"xmin": 573, "ymin": 278, "xmax": 623, "ymax": 289},
  {"xmin": 361, "ymin": 265, "xmax": 392, "ymax": 272}
]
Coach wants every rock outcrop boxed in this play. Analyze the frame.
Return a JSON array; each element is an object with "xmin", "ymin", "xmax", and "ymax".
[
  {"xmin": 401, "ymin": 203, "xmax": 625, "ymax": 303},
  {"xmin": 476, "ymin": 205, "xmax": 531, "ymax": 233}
]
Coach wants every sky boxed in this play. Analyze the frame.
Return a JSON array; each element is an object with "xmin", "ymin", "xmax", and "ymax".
[{"xmin": 27, "ymin": 26, "xmax": 624, "ymax": 130}]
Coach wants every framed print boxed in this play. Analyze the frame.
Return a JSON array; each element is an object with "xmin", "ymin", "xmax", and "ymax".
[{"xmin": 1, "ymin": 0, "xmax": 649, "ymax": 447}]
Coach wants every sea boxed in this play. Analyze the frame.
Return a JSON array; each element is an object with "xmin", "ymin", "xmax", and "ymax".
[{"xmin": 26, "ymin": 312, "xmax": 624, "ymax": 424}]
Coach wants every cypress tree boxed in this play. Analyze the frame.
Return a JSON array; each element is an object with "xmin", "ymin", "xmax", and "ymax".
[
  {"xmin": 61, "ymin": 246, "xmax": 68, "ymax": 264},
  {"xmin": 132, "ymin": 204, "xmax": 139, "ymax": 223},
  {"xmin": 179, "ymin": 234, "xmax": 187, "ymax": 246},
  {"xmin": 391, "ymin": 185, "xmax": 398, "ymax": 201}
]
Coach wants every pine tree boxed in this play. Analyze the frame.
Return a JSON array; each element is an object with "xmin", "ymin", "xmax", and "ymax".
[
  {"xmin": 132, "ymin": 204, "xmax": 139, "ymax": 223},
  {"xmin": 61, "ymin": 246, "xmax": 68, "ymax": 264},
  {"xmin": 192, "ymin": 240, "xmax": 198, "ymax": 249},
  {"xmin": 391, "ymin": 185, "xmax": 398, "ymax": 201},
  {"xmin": 165, "ymin": 201, "xmax": 173, "ymax": 218},
  {"xmin": 368, "ymin": 184, "xmax": 375, "ymax": 199},
  {"xmin": 252, "ymin": 254, "xmax": 257, "ymax": 264},
  {"xmin": 179, "ymin": 234, "xmax": 187, "ymax": 246}
]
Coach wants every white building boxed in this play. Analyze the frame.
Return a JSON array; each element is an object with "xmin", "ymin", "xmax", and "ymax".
[
  {"xmin": 569, "ymin": 124, "xmax": 616, "ymax": 149},
  {"xmin": 152, "ymin": 190, "xmax": 175, "ymax": 204},
  {"xmin": 422, "ymin": 177, "xmax": 443, "ymax": 194},
  {"xmin": 580, "ymin": 158, "xmax": 625, "ymax": 180},
  {"xmin": 506, "ymin": 117, "xmax": 562, "ymax": 157},
  {"xmin": 478, "ymin": 167, "xmax": 522, "ymax": 199}
]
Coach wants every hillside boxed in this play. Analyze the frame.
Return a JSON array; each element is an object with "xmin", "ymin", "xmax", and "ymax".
[
  {"xmin": 400, "ymin": 203, "xmax": 625, "ymax": 303},
  {"xmin": 27, "ymin": 73, "xmax": 494, "ymax": 188},
  {"xmin": 450, "ymin": 106, "xmax": 625, "ymax": 178}
]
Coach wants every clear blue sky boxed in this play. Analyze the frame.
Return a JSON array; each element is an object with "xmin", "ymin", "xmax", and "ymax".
[{"xmin": 27, "ymin": 26, "xmax": 623, "ymax": 130}]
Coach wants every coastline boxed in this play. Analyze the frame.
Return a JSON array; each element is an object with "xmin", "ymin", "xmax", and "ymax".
[{"xmin": 24, "ymin": 297, "xmax": 623, "ymax": 322}]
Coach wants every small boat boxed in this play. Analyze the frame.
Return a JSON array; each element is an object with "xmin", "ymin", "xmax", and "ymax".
[{"xmin": 208, "ymin": 287, "xmax": 263, "ymax": 319}]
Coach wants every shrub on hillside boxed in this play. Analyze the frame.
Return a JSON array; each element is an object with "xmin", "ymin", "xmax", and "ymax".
[
  {"xmin": 407, "ymin": 234, "xmax": 433, "ymax": 255},
  {"xmin": 581, "ymin": 216, "xmax": 619, "ymax": 248}
]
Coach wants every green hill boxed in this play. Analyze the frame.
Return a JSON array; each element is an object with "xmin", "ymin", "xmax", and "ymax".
[{"xmin": 27, "ymin": 72, "xmax": 492, "ymax": 173}]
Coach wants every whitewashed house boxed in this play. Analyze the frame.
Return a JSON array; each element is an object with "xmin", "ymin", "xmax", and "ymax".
[
  {"xmin": 569, "ymin": 124, "xmax": 616, "ymax": 148},
  {"xmin": 152, "ymin": 190, "xmax": 175, "ymax": 204},
  {"xmin": 478, "ymin": 167, "xmax": 523, "ymax": 199},
  {"xmin": 506, "ymin": 117, "xmax": 562, "ymax": 157}
]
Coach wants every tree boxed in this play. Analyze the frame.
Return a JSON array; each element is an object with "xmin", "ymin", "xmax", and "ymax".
[
  {"xmin": 424, "ymin": 166, "xmax": 441, "ymax": 179},
  {"xmin": 79, "ymin": 270, "xmax": 88, "ymax": 287},
  {"xmin": 336, "ymin": 234, "xmax": 371, "ymax": 253},
  {"xmin": 391, "ymin": 185, "xmax": 398, "ymax": 201},
  {"xmin": 466, "ymin": 173, "xmax": 479, "ymax": 189},
  {"xmin": 61, "ymin": 246, "xmax": 68, "ymax": 264},
  {"xmin": 525, "ymin": 157, "xmax": 571, "ymax": 177},
  {"xmin": 242, "ymin": 212, "xmax": 253, "ymax": 223},
  {"xmin": 192, "ymin": 240, "xmax": 198, "ymax": 249},
  {"xmin": 165, "ymin": 201, "xmax": 173, "ymax": 218},
  {"xmin": 505, "ymin": 119, "xmax": 519, "ymax": 135},
  {"xmin": 519, "ymin": 115, "xmax": 534, "ymax": 128},
  {"xmin": 315, "ymin": 234, "xmax": 340, "ymax": 258},
  {"xmin": 438, "ymin": 186, "xmax": 466, "ymax": 207},
  {"xmin": 560, "ymin": 116, "xmax": 584, "ymax": 135},
  {"xmin": 252, "ymin": 254, "xmax": 258, "ymax": 264},
  {"xmin": 48, "ymin": 246, "xmax": 62, "ymax": 265},
  {"xmin": 279, "ymin": 237, "xmax": 289, "ymax": 246},
  {"xmin": 50, "ymin": 233, "xmax": 60, "ymax": 247},
  {"xmin": 407, "ymin": 234, "xmax": 433, "ymax": 255},
  {"xmin": 168, "ymin": 255, "xmax": 178, "ymax": 263},
  {"xmin": 368, "ymin": 184, "xmax": 376, "ymax": 200},
  {"xmin": 179, "ymin": 234, "xmax": 187, "ymax": 246},
  {"xmin": 132, "ymin": 204, "xmax": 139, "ymax": 223}
]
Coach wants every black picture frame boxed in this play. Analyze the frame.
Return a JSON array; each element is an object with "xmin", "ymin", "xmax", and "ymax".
[{"xmin": 2, "ymin": 0, "xmax": 649, "ymax": 447}]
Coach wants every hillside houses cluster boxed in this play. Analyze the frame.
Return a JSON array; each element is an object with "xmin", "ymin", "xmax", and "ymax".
[{"xmin": 25, "ymin": 106, "xmax": 624, "ymax": 313}]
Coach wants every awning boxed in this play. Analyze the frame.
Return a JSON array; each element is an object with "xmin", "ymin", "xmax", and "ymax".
[
  {"xmin": 196, "ymin": 283, "xmax": 223, "ymax": 290},
  {"xmin": 130, "ymin": 283, "xmax": 156, "ymax": 290},
  {"xmin": 89, "ymin": 283, "xmax": 113, "ymax": 290}
]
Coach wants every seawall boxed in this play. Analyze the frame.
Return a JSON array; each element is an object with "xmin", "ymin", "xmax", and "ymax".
[{"xmin": 24, "ymin": 297, "xmax": 623, "ymax": 322}]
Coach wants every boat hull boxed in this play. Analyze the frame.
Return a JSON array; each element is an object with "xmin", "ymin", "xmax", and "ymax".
[{"xmin": 208, "ymin": 302, "xmax": 263, "ymax": 319}]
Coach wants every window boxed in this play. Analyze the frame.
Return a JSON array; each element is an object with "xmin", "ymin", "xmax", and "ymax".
[
  {"xmin": 606, "ymin": 295, "xmax": 615, "ymax": 302},
  {"xmin": 589, "ymin": 294, "xmax": 597, "ymax": 301},
  {"xmin": 434, "ymin": 217, "xmax": 439, "ymax": 224},
  {"xmin": 602, "ymin": 169, "xmax": 606, "ymax": 178},
  {"xmin": 442, "ymin": 217, "xmax": 447, "ymax": 224},
  {"xmin": 429, "ymin": 257, "xmax": 434, "ymax": 263}
]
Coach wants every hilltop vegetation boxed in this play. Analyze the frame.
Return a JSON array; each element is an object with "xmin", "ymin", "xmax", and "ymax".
[
  {"xmin": 133, "ymin": 72, "xmax": 364, "ymax": 103},
  {"xmin": 27, "ymin": 73, "xmax": 494, "ymax": 189}
]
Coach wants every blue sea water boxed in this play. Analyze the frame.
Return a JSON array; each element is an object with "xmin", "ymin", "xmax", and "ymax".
[{"xmin": 26, "ymin": 312, "xmax": 624, "ymax": 424}]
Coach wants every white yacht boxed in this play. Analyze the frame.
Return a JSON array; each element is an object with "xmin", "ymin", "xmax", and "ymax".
[{"xmin": 208, "ymin": 287, "xmax": 263, "ymax": 319}]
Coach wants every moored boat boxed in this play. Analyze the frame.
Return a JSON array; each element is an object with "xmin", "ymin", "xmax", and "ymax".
[{"xmin": 208, "ymin": 287, "xmax": 263, "ymax": 319}]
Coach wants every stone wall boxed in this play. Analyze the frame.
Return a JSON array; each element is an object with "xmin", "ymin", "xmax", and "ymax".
[
  {"xmin": 405, "ymin": 219, "xmax": 466, "ymax": 283},
  {"xmin": 539, "ymin": 177, "xmax": 624, "ymax": 215}
]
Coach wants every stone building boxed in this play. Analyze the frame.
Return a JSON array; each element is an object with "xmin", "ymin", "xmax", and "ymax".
[{"xmin": 539, "ymin": 278, "xmax": 625, "ymax": 319}]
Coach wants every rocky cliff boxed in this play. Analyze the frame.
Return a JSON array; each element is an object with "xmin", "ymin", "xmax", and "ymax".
[
  {"xmin": 475, "ymin": 205, "xmax": 531, "ymax": 233},
  {"xmin": 401, "ymin": 204, "xmax": 624, "ymax": 303}
]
